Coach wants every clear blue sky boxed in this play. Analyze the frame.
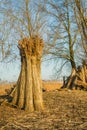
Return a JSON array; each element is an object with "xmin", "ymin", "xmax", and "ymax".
[
  {"xmin": 0, "ymin": 61, "xmax": 59, "ymax": 82},
  {"xmin": 0, "ymin": 59, "xmax": 71, "ymax": 82}
]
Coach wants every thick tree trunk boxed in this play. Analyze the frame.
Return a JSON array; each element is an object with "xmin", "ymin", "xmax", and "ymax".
[{"xmin": 11, "ymin": 36, "xmax": 44, "ymax": 112}]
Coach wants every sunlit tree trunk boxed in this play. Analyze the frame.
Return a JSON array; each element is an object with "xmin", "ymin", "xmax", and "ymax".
[{"xmin": 12, "ymin": 35, "xmax": 44, "ymax": 112}]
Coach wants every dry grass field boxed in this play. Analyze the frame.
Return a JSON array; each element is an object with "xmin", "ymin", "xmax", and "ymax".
[
  {"xmin": 0, "ymin": 83, "xmax": 14, "ymax": 95},
  {"xmin": 42, "ymin": 81, "xmax": 63, "ymax": 91},
  {"xmin": 0, "ymin": 81, "xmax": 87, "ymax": 129},
  {"xmin": 0, "ymin": 81, "xmax": 63, "ymax": 95}
]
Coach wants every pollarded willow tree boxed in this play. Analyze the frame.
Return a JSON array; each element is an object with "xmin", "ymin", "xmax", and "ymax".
[
  {"xmin": 10, "ymin": 0, "xmax": 46, "ymax": 111},
  {"xmin": 12, "ymin": 36, "xmax": 44, "ymax": 111},
  {"xmin": 1, "ymin": 0, "xmax": 48, "ymax": 111}
]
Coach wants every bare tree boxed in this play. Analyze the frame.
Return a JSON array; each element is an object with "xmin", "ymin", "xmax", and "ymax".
[
  {"xmin": 43, "ymin": 0, "xmax": 79, "ymax": 77},
  {"xmin": 41, "ymin": 0, "xmax": 87, "ymax": 89},
  {"xmin": 1, "ymin": 0, "xmax": 47, "ymax": 111},
  {"xmin": 74, "ymin": 0, "xmax": 87, "ymax": 55}
]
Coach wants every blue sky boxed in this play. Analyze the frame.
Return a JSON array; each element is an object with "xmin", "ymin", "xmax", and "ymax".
[
  {"xmin": 0, "ymin": 60, "xmax": 62, "ymax": 82},
  {"xmin": 0, "ymin": 57, "xmax": 71, "ymax": 82}
]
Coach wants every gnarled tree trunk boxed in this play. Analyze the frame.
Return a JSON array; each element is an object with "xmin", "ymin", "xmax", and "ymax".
[
  {"xmin": 62, "ymin": 61, "xmax": 87, "ymax": 90},
  {"xmin": 12, "ymin": 35, "xmax": 44, "ymax": 112},
  {"xmin": 63, "ymin": 68, "xmax": 76, "ymax": 89}
]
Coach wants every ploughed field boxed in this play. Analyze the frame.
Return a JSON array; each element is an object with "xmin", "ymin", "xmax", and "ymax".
[{"xmin": 0, "ymin": 82, "xmax": 87, "ymax": 129}]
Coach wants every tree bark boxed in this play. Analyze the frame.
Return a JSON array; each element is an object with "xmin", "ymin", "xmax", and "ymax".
[
  {"xmin": 11, "ymin": 36, "xmax": 44, "ymax": 112},
  {"xmin": 32, "ymin": 57, "xmax": 43, "ymax": 111},
  {"xmin": 65, "ymin": 68, "xmax": 76, "ymax": 89},
  {"xmin": 24, "ymin": 57, "xmax": 34, "ymax": 111}
]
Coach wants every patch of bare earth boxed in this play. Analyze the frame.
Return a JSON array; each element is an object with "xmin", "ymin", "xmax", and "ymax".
[{"xmin": 0, "ymin": 84, "xmax": 87, "ymax": 129}]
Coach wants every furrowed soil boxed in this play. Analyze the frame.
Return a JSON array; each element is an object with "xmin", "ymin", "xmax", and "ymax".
[{"xmin": 0, "ymin": 89, "xmax": 87, "ymax": 129}]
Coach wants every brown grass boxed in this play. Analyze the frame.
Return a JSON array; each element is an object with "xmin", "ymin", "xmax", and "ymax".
[
  {"xmin": 0, "ymin": 81, "xmax": 63, "ymax": 95},
  {"xmin": 0, "ymin": 83, "xmax": 13, "ymax": 95},
  {"xmin": 0, "ymin": 89, "xmax": 87, "ymax": 129},
  {"xmin": 42, "ymin": 81, "xmax": 63, "ymax": 91}
]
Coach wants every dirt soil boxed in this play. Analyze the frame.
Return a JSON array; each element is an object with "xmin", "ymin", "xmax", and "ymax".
[{"xmin": 0, "ymin": 89, "xmax": 87, "ymax": 130}]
